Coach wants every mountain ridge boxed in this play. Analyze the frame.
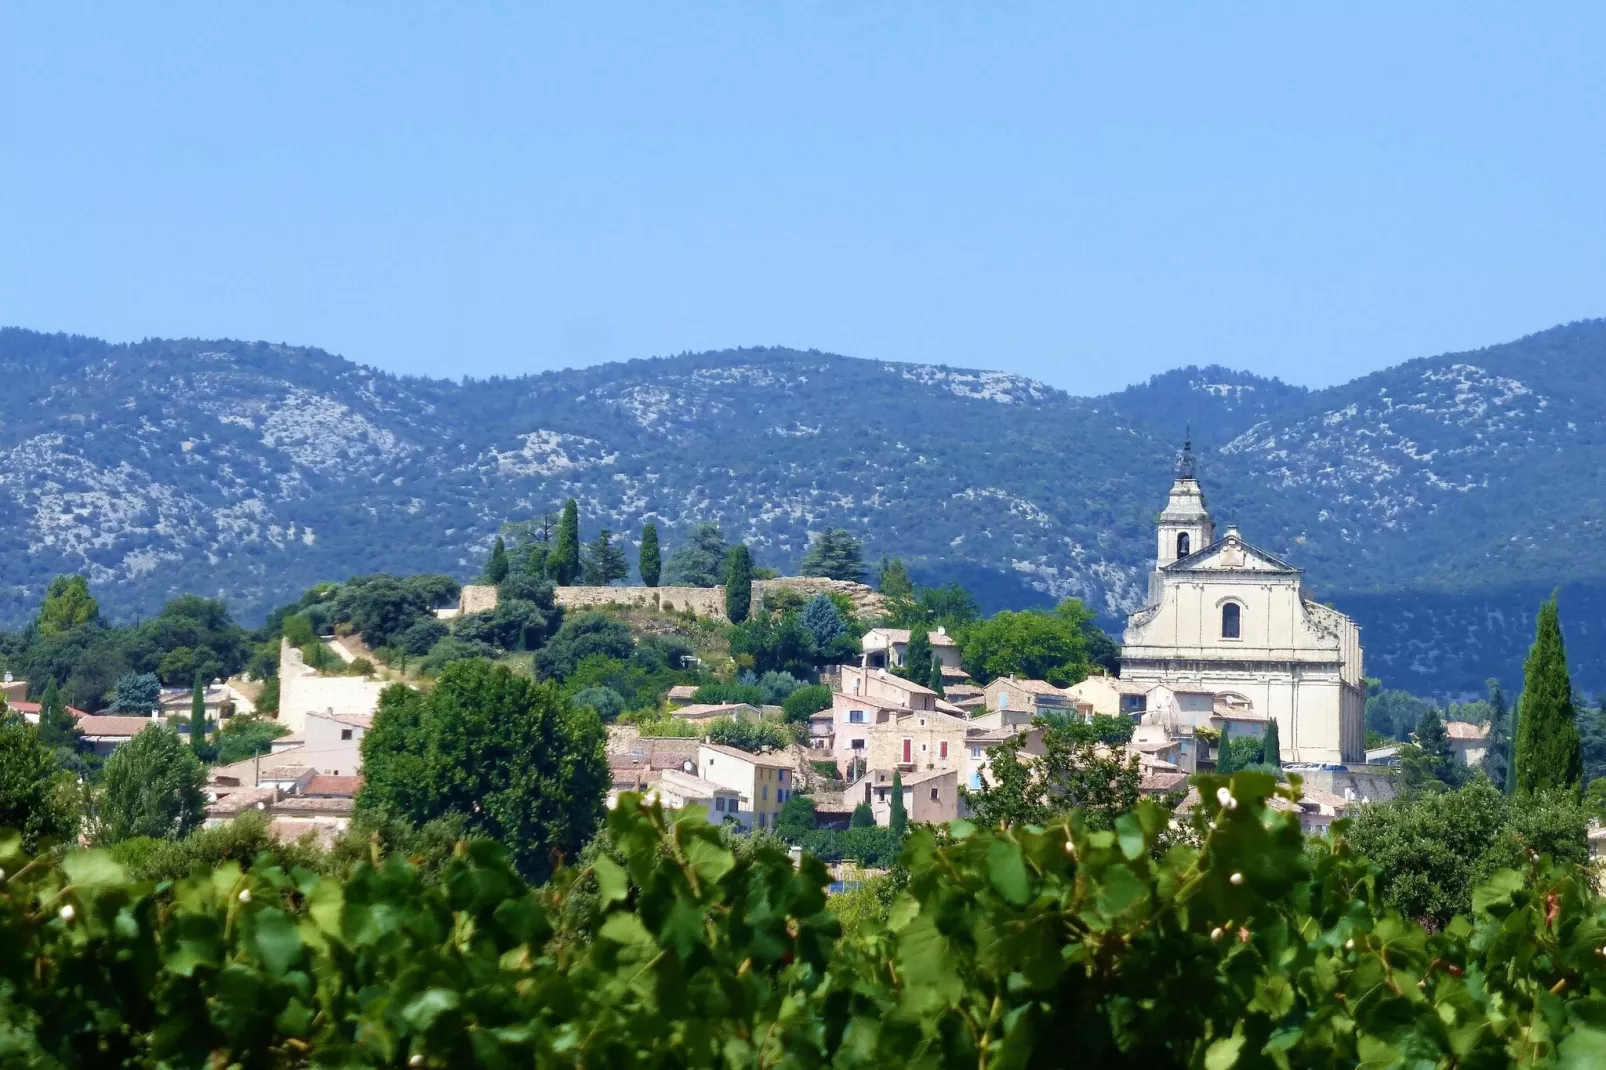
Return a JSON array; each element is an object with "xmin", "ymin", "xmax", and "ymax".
[{"xmin": 3, "ymin": 320, "xmax": 1604, "ymax": 695}]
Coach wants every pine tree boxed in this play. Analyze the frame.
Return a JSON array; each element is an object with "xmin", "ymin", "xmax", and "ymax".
[
  {"xmin": 904, "ymin": 626, "xmax": 934, "ymax": 687},
  {"xmin": 799, "ymin": 529, "xmax": 865, "ymax": 583},
  {"xmin": 580, "ymin": 530, "xmax": 630, "ymax": 586},
  {"xmin": 876, "ymin": 556, "xmax": 915, "ymax": 601},
  {"xmin": 1514, "ymin": 594, "xmax": 1581, "ymax": 796},
  {"xmin": 1482, "ymin": 677, "xmax": 1512, "ymax": 793},
  {"xmin": 639, "ymin": 523, "xmax": 661, "ymax": 587},
  {"xmin": 549, "ymin": 500, "xmax": 582, "ymax": 586},
  {"xmin": 189, "ymin": 670, "xmax": 208, "ymax": 756},
  {"xmin": 485, "ymin": 536, "xmax": 510, "ymax": 585},
  {"xmin": 725, "ymin": 544, "xmax": 753, "ymax": 624},
  {"xmin": 36, "ymin": 678, "xmax": 74, "ymax": 749},
  {"xmin": 930, "ymin": 662, "xmax": 946, "ymax": 698},
  {"xmin": 1262, "ymin": 716, "xmax": 1281, "ymax": 768},
  {"xmin": 889, "ymin": 770, "xmax": 908, "ymax": 836}
]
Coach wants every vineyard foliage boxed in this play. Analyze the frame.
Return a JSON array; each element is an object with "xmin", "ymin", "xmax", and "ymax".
[{"xmin": 2, "ymin": 772, "xmax": 1606, "ymax": 1066}]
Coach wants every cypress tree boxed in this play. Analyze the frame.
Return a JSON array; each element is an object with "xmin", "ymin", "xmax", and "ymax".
[
  {"xmin": 1515, "ymin": 594, "xmax": 1581, "ymax": 795},
  {"xmin": 889, "ymin": 769, "xmax": 908, "ymax": 835},
  {"xmin": 639, "ymin": 523, "xmax": 661, "ymax": 587},
  {"xmin": 549, "ymin": 500, "xmax": 581, "ymax": 586},
  {"xmin": 36, "ymin": 678, "xmax": 73, "ymax": 749},
  {"xmin": 725, "ymin": 544, "xmax": 753, "ymax": 624},
  {"xmin": 1482, "ymin": 677, "xmax": 1512, "ymax": 793},
  {"xmin": 904, "ymin": 626, "xmax": 933, "ymax": 687},
  {"xmin": 189, "ymin": 670, "xmax": 208, "ymax": 756},
  {"xmin": 1262, "ymin": 716, "xmax": 1281, "ymax": 768},
  {"xmin": 485, "ymin": 536, "xmax": 510, "ymax": 585}
]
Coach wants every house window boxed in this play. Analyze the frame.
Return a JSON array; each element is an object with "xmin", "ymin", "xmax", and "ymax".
[
  {"xmin": 930, "ymin": 788, "xmax": 939, "ymax": 801},
  {"xmin": 969, "ymin": 746, "xmax": 982, "ymax": 759},
  {"xmin": 849, "ymin": 710, "xmax": 866, "ymax": 724},
  {"xmin": 757, "ymin": 813, "xmax": 765, "ymax": 828},
  {"xmin": 851, "ymin": 738, "xmax": 865, "ymax": 750},
  {"xmin": 939, "ymin": 741, "xmax": 948, "ymax": 760},
  {"xmin": 1222, "ymin": 602, "xmax": 1241, "ymax": 639},
  {"xmin": 778, "ymin": 769, "xmax": 786, "ymax": 783},
  {"xmin": 969, "ymin": 771, "xmax": 983, "ymax": 789},
  {"xmin": 1177, "ymin": 531, "xmax": 1190, "ymax": 559},
  {"xmin": 998, "ymin": 693, "xmax": 1009, "ymax": 710},
  {"xmin": 761, "ymin": 785, "xmax": 768, "ymax": 801},
  {"xmin": 340, "ymin": 729, "xmax": 353, "ymax": 741},
  {"xmin": 902, "ymin": 738, "xmax": 912, "ymax": 763}
]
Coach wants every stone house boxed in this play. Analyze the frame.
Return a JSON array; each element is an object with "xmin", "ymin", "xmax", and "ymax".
[
  {"xmin": 652, "ymin": 768, "xmax": 742, "ymax": 822},
  {"xmin": 960, "ymin": 725, "xmax": 1046, "ymax": 796},
  {"xmin": 867, "ymin": 707, "xmax": 970, "ymax": 779},
  {"xmin": 75, "ymin": 715, "xmax": 161, "ymax": 757},
  {"xmin": 1444, "ymin": 721, "xmax": 1490, "ymax": 766},
  {"xmin": 838, "ymin": 664, "xmax": 938, "ymax": 711},
  {"xmin": 856, "ymin": 767, "xmax": 960, "ymax": 826},
  {"xmin": 1067, "ymin": 674, "xmax": 1154, "ymax": 718},
  {"xmin": 860, "ymin": 627, "xmax": 965, "ymax": 679},
  {"xmin": 697, "ymin": 743, "xmax": 794, "ymax": 831},
  {"xmin": 975, "ymin": 677, "xmax": 1081, "ymax": 729}
]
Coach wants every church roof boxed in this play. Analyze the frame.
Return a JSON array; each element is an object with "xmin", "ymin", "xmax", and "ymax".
[{"xmin": 1162, "ymin": 530, "xmax": 1301, "ymax": 575}]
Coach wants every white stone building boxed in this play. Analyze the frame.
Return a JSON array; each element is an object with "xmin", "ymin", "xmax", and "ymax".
[{"xmin": 1120, "ymin": 444, "xmax": 1366, "ymax": 764}]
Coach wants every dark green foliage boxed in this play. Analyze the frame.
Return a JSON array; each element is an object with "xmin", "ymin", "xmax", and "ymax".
[
  {"xmin": 782, "ymin": 684, "xmax": 832, "ymax": 724},
  {"xmin": 785, "ymin": 824, "xmax": 905, "ymax": 867},
  {"xmin": 188, "ymin": 670, "xmax": 208, "ymax": 757},
  {"xmin": 639, "ymin": 522, "xmax": 661, "ymax": 587},
  {"xmin": 358, "ymin": 660, "xmax": 608, "ymax": 881},
  {"xmin": 485, "ymin": 536, "xmax": 511, "ymax": 585},
  {"xmin": 903, "ymin": 625, "xmax": 935, "ymax": 689},
  {"xmin": 1515, "ymin": 594, "xmax": 1582, "ymax": 796},
  {"xmin": 1400, "ymin": 707, "xmax": 1464, "ymax": 792},
  {"xmin": 420, "ymin": 636, "xmax": 499, "ymax": 674},
  {"xmin": 580, "ymin": 529, "xmax": 630, "ymax": 586},
  {"xmin": 331, "ymin": 573, "xmax": 461, "ymax": 651},
  {"xmin": 691, "ymin": 682, "xmax": 764, "ymax": 706},
  {"xmin": 533, "ymin": 612, "xmax": 635, "ymax": 680},
  {"xmin": 725, "ymin": 544, "xmax": 753, "ymax": 623},
  {"xmin": 849, "ymin": 802, "xmax": 874, "ymax": 828},
  {"xmin": 800, "ymin": 593, "xmax": 842, "ymax": 647},
  {"xmin": 398, "ymin": 617, "xmax": 448, "ymax": 656},
  {"xmin": 213, "ymin": 716, "xmax": 289, "ymax": 764},
  {"xmin": 798, "ymin": 528, "xmax": 864, "ymax": 583},
  {"xmin": 662, "ymin": 522, "xmax": 728, "ymax": 587},
  {"xmin": 1364, "ymin": 678, "xmax": 1434, "ymax": 741},
  {"xmin": 1215, "ymin": 734, "xmax": 1264, "ymax": 776},
  {"xmin": 93, "ymin": 725, "xmax": 206, "ymax": 844},
  {"xmin": 111, "ymin": 672, "xmax": 161, "ymax": 714},
  {"xmin": 959, "ymin": 599, "xmax": 1096, "ymax": 687},
  {"xmin": 0, "ymin": 717, "xmax": 76, "ymax": 849},
  {"xmin": 36, "ymin": 574, "xmax": 98, "ymax": 636},
  {"xmin": 572, "ymin": 685, "xmax": 626, "ymax": 721},
  {"xmin": 875, "ymin": 556, "xmax": 914, "ymax": 600},
  {"xmin": 1262, "ymin": 716, "xmax": 1281, "ymax": 768},
  {"xmin": 888, "ymin": 770, "xmax": 907, "ymax": 836},
  {"xmin": 776, "ymin": 794, "xmax": 816, "ymax": 838},
  {"xmin": 1482, "ymin": 677, "xmax": 1513, "ymax": 792},
  {"xmin": 728, "ymin": 611, "xmax": 818, "ymax": 679},
  {"xmin": 35, "ymin": 678, "xmax": 74, "ymax": 749},
  {"xmin": 704, "ymin": 717, "xmax": 791, "ymax": 753},
  {"xmin": 549, "ymin": 499, "xmax": 582, "ymax": 586},
  {"xmin": 1349, "ymin": 777, "xmax": 1587, "ymax": 926}
]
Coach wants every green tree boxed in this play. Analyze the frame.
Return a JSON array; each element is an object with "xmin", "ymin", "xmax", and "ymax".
[
  {"xmin": 1262, "ymin": 716, "xmax": 1282, "ymax": 769},
  {"xmin": 0, "ymin": 717, "xmax": 77, "ymax": 849},
  {"xmin": 781, "ymin": 684, "xmax": 832, "ymax": 724},
  {"xmin": 1585, "ymin": 777, "xmax": 1606, "ymax": 822},
  {"xmin": 548, "ymin": 499, "xmax": 582, "ymax": 586},
  {"xmin": 903, "ymin": 625, "xmax": 935, "ymax": 688},
  {"xmin": 662, "ymin": 522, "xmax": 728, "ymax": 587},
  {"xmin": 849, "ymin": 802, "xmax": 874, "ymax": 828},
  {"xmin": 888, "ymin": 769, "xmax": 908, "ymax": 836},
  {"xmin": 1514, "ymin": 594, "xmax": 1581, "ymax": 796},
  {"xmin": 960, "ymin": 607, "xmax": 1090, "ymax": 687},
  {"xmin": 94, "ymin": 726, "xmax": 207, "ymax": 844},
  {"xmin": 357, "ymin": 660, "xmax": 608, "ymax": 882},
  {"xmin": 875, "ymin": 556, "xmax": 915, "ymax": 601},
  {"xmin": 1482, "ymin": 677, "xmax": 1513, "ymax": 793},
  {"xmin": 35, "ymin": 678, "xmax": 75, "ymax": 750},
  {"xmin": 484, "ymin": 536, "xmax": 511, "ymax": 585},
  {"xmin": 213, "ymin": 716, "xmax": 289, "ymax": 764},
  {"xmin": 1400, "ymin": 707, "xmax": 1463, "ymax": 792},
  {"xmin": 776, "ymin": 794, "xmax": 816, "ymax": 839},
  {"xmin": 639, "ymin": 522, "xmax": 662, "ymax": 587},
  {"xmin": 37, "ymin": 574, "xmax": 99, "ymax": 637},
  {"xmin": 725, "ymin": 544, "xmax": 753, "ymax": 624},
  {"xmin": 111, "ymin": 672, "xmax": 161, "ymax": 714},
  {"xmin": 580, "ymin": 529, "xmax": 630, "ymax": 586},
  {"xmin": 799, "ymin": 529, "xmax": 865, "ymax": 583},
  {"xmin": 188, "ymin": 670, "xmax": 208, "ymax": 757}
]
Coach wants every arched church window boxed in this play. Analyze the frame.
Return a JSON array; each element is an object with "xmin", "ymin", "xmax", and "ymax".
[
  {"xmin": 1176, "ymin": 532, "xmax": 1190, "ymax": 559},
  {"xmin": 1221, "ymin": 602, "xmax": 1241, "ymax": 639}
]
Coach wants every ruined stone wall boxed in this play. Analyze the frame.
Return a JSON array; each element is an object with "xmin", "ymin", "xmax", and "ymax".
[
  {"xmin": 459, "ymin": 584, "xmax": 499, "ymax": 615},
  {"xmin": 554, "ymin": 585, "xmax": 726, "ymax": 616}
]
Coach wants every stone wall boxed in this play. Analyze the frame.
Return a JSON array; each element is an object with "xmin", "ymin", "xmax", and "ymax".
[
  {"xmin": 459, "ymin": 584, "xmax": 499, "ymax": 615},
  {"xmin": 552, "ymin": 577, "xmax": 886, "ymax": 620}
]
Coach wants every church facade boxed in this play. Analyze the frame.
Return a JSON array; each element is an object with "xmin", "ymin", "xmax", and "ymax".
[{"xmin": 1120, "ymin": 445, "xmax": 1366, "ymax": 765}]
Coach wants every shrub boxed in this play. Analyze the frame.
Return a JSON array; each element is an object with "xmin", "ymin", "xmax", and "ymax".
[{"xmin": 783, "ymin": 684, "xmax": 833, "ymax": 723}]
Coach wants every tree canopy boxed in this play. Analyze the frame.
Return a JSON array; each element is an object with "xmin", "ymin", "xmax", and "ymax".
[
  {"xmin": 662, "ymin": 522, "xmax": 729, "ymax": 587},
  {"xmin": 798, "ymin": 529, "xmax": 865, "ymax": 583},
  {"xmin": 1515, "ymin": 594, "xmax": 1581, "ymax": 796},
  {"xmin": 93, "ymin": 726, "xmax": 207, "ymax": 844}
]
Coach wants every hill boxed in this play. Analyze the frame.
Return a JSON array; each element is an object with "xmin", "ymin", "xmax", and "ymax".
[{"xmin": 2, "ymin": 321, "xmax": 1605, "ymax": 695}]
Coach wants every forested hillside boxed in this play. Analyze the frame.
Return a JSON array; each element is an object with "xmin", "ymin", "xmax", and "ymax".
[{"xmin": 2, "ymin": 320, "xmax": 1605, "ymax": 694}]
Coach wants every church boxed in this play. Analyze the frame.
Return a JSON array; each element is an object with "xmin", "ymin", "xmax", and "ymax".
[{"xmin": 1120, "ymin": 442, "xmax": 1366, "ymax": 765}]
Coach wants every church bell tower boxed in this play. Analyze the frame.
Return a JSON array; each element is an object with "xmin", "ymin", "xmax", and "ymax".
[{"xmin": 1155, "ymin": 433, "xmax": 1214, "ymax": 571}]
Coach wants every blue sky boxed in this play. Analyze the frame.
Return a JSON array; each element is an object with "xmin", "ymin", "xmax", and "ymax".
[{"xmin": 3, "ymin": 3, "xmax": 1603, "ymax": 395}]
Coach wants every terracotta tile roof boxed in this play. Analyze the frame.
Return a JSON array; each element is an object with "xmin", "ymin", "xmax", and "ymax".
[
  {"xmin": 1139, "ymin": 772, "xmax": 1189, "ymax": 794},
  {"xmin": 208, "ymin": 786, "xmax": 277, "ymax": 816},
  {"xmin": 76, "ymin": 715, "xmax": 160, "ymax": 737},
  {"xmin": 304, "ymin": 775, "xmax": 362, "ymax": 797},
  {"xmin": 863, "ymin": 628, "xmax": 958, "ymax": 648},
  {"xmin": 1444, "ymin": 721, "xmax": 1488, "ymax": 741},
  {"xmin": 996, "ymin": 678, "xmax": 1067, "ymax": 698},
  {"xmin": 272, "ymin": 796, "xmax": 355, "ymax": 815}
]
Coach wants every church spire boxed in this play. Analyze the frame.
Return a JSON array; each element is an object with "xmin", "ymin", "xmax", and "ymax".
[{"xmin": 1177, "ymin": 428, "xmax": 1195, "ymax": 480}]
